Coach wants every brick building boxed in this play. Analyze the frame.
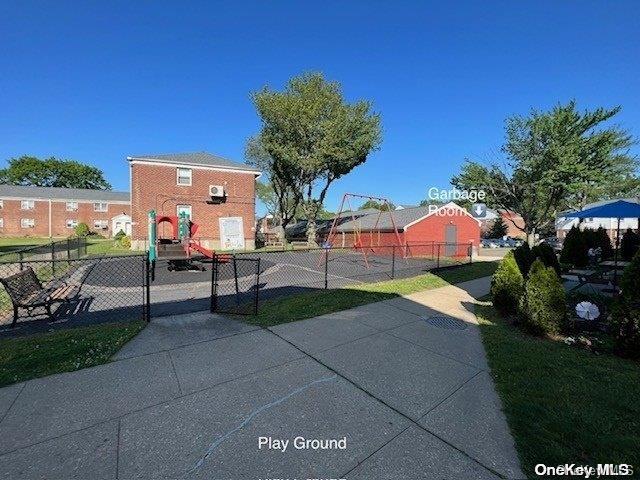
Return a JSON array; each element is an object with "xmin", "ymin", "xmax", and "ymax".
[
  {"xmin": 0, "ymin": 185, "xmax": 130, "ymax": 238},
  {"xmin": 329, "ymin": 203, "xmax": 481, "ymax": 256},
  {"xmin": 0, "ymin": 152, "xmax": 261, "ymax": 250},
  {"xmin": 128, "ymin": 152, "xmax": 261, "ymax": 250}
]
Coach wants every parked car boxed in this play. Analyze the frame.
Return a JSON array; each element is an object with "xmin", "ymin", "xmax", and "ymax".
[
  {"xmin": 503, "ymin": 237, "xmax": 524, "ymax": 247},
  {"xmin": 481, "ymin": 238, "xmax": 502, "ymax": 248},
  {"xmin": 539, "ymin": 236, "xmax": 563, "ymax": 252}
]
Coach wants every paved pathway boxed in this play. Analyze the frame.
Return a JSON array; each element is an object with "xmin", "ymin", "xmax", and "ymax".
[{"xmin": 0, "ymin": 276, "xmax": 524, "ymax": 479}]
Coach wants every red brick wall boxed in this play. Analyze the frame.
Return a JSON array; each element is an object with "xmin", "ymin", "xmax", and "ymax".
[
  {"xmin": 405, "ymin": 212, "xmax": 480, "ymax": 256},
  {"xmin": 500, "ymin": 211, "xmax": 525, "ymax": 238},
  {"xmin": 0, "ymin": 199, "xmax": 130, "ymax": 237},
  {"xmin": 130, "ymin": 162, "xmax": 257, "ymax": 247}
]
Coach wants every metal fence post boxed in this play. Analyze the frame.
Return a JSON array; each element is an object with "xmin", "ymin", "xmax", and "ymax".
[
  {"xmin": 324, "ymin": 248, "xmax": 329, "ymax": 289},
  {"xmin": 391, "ymin": 245, "xmax": 396, "ymax": 279},
  {"xmin": 19, "ymin": 252, "xmax": 24, "ymax": 271},
  {"xmin": 50, "ymin": 241, "xmax": 56, "ymax": 277},
  {"xmin": 144, "ymin": 256, "xmax": 151, "ymax": 322},
  {"xmin": 67, "ymin": 238, "xmax": 71, "ymax": 261},
  {"xmin": 436, "ymin": 243, "xmax": 441, "ymax": 269},
  {"xmin": 254, "ymin": 258, "xmax": 261, "ymax": 315},
  {"xmin": 210, "ymin": 256, "xmax": 217, "ymax": 313},
  {"xmin": 469, "ymin": 242, "xmax": 473, "ymax": 264}
]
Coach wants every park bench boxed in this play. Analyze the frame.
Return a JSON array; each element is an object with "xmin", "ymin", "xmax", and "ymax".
[{"xmin": 0, "ymin": 267, "xmax": 80, "ymax": 327}]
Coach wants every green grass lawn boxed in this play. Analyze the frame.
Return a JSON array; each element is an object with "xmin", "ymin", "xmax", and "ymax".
[
  {"xmin": 477, "ymin": 303, "xmax": 640, "ymax": 478},
  {"xmin": 85, "ymin": 238, "xmax": 140, "ymax": 256},
  {"xmin": 248, "ymin": 260, "xmax": 498, "ymax": 327},
  {"xmin": 0, "ymin": 236, "xmax": 59, "ymax": 254},
  {"xmin": 0, "ymin": 320, "xmax": 146, "ymax": 387}
]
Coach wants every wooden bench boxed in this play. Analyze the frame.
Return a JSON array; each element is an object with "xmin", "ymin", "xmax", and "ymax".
[{"xmin": 0, "ymin": 267, "xmax": 80, "ymax": 327}]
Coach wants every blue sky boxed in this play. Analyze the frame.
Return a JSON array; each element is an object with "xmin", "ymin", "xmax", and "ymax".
[{"xmin": 1, "ymin": 1, "xmax": 639, "ymax": 214}]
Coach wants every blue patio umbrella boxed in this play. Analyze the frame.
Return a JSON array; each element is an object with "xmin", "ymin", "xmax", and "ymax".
[{"xmin": 563, "ymin": 200, "xmax": 640, "ymax": 287}]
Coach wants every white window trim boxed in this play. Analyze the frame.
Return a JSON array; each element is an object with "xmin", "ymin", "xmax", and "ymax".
[
  {"xmin": 21, "ymin": 218, "xmax": 35, "ymax": 228},
  {"xmin": 176, "ymin": 167, "xmax": 192, "ymax": 186},
  {"xmin": 21, "ymin": 200, "xmax": 35, "ymax": 210},
  {"xmin": 66, "ymin": 201, "xmax": 78, "ymax": 211},
  {"xmin": 93, "ymin": 202, "xmax": 108, "ymax": 212},
  {"xmin": 0, "ymin": 200, "xmax": 3, "ymax": 209},
  {"xmin": 176, "ymin": 204, "xmax": 192, "ymax": 219},
  {"xmin": 94, "ymin": 219, "xmax": 108, "ymax": 229},
  {"xmin": 66, "ymin": 219, "xmax": 78, "ymax": 229},
  {"xmin": 0, "ymin": 218, "xmax": 3, "ymax": 228}
]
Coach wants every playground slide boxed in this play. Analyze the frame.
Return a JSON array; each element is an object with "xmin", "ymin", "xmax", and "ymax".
[{"xmin": 187, "ymin": 240, "xmax": 214, "ymax": 259}]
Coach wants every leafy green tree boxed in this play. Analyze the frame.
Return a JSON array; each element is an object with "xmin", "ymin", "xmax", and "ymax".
[
  {"xmin": 610, "ymin": 250, "xmax": 640, "ymax": 358},
  {"xmin": 513, "ymin": 243, "xmax": 535, "ymax": 277},
  {"xmin": 74, "ymin": 222, "xmax": 90, "ymax": 237},
  {"xmin": 452, "ymin": 101, "xmax": 636, "ymax": 245},
  {"xmin": 359, "ymin": 199, "xmax": 395, "ymax": 211},
  {"xmin": 248, "ymin": 72, "xmax": 382, "ymax": 245},
  {"xmin": 531, "ymin": 242, "xmax": 561, "ymax": 276},
  {"xmin": 0, "ymin": 156, "xmax": 111, "ymax": 189},
  {"xmin": 487, "ymin": 217, "xmax": 508, "ymax": 238}
]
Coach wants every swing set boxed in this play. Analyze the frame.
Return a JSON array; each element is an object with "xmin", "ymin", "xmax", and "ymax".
[{"xmin": 323, "ymin": 193, "xmax": 404, "ymax": 268}]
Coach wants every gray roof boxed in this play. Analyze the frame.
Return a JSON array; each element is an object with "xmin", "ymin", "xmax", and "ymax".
[
  {"xmin": 336, "ymin": 206, "xmax": 434, "ymax": 232},
  {"xmin": 127, "ymin": 151, "xmax": 260, "ymax": 173},
  {"xmin": 0, "ymin": 184, "xmax": 130, "ymax": 202}
]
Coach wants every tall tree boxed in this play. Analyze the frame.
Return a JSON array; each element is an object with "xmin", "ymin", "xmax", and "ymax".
[
  {"xmin": 452, "ymin": 101, "xmax": 636, "ymax": 244},
  {"xmin": 248, "ymin": 72, "xmax": 382, "ymax": 245},
  {"xmin": 0, "ymin": 156, "xmax": 112, "ymax": 190},
  {"xmin": 359, "ymin": 199, "xmax": 395, "ymax": 211}
]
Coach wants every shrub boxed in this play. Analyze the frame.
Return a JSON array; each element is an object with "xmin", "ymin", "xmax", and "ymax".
[
  {"xmin": 513, "ymin": 243, "xmax": 535, "ymax": 278},
  {"xmin": 610, "ymin": 250, "xmax": 640, "ymax": 358},
  {"xmin": 118, "ymin": 235, "xmax": 132, "ymax": 250},
  {"xmin": 560, "ymin": 226, "xmax": 588, "ymax": 267},
  {"xmin": 620, "ymin": 228, "xmax": 640, "ymax": 261},
  {"xmin": 519, "ymin": 259, "xmax": 566, "ymax": 335},
  {"xmin": 113, "ymin": 230, "xmax": 126, "ymax": 241},
  {"xmin": 595, "ymin": 227, "xmax": 614, "ymax": 259},
  {"xmin": 74, "ymin": 222, "xmax": 90, "ymax": 237},
  {"xmin": 491, "ymin": 251, "xmax": 525, "ymax": 315},
  {"xmin": 531, "ymin": 242, "xmax": 561, "ymax": 276}
]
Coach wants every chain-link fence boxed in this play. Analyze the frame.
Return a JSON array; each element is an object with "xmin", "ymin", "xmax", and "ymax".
[
  {"xmin": 0, "ymin": 237, "xmax": 88, "ymax": 264},
  {"xmin": 210, "ymin": 242, "xmax": 473, "ymax": 315},
  {"xmin": 0, "ymin": 254, "xmax": 149, "ymax": 336}
]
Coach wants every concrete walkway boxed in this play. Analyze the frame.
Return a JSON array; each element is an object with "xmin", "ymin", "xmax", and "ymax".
[{"xmin": 0, "ymin": 276, "xmax": 524, "ymax": 479}]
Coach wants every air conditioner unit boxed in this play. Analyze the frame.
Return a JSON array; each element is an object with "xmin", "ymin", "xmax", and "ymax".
[{"xmin": 209, "ymin": 185, "xmax": 225, "ymax": 197}]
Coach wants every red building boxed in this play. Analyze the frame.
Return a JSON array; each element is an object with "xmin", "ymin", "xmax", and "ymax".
[
  {"xmin": 128, "ymin": 152, "xmax": 261, "ymax": 250},
  {"xmin": 0, "ymin": 185, "xmax": 130, "ymax": 238},
  {"xmin": 330, "ymin": 203, "xmax": 481, "ymax": 257}
]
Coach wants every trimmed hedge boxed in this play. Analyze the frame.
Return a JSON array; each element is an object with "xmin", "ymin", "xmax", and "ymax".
[
  {"xmin": 519, "ymin": 259, "xmax": 566, "ymax": 335},
  {"xmin": 560, "ymin": 226, "xmax": 588, "ymax": 267},
  {"xmin": 531, "ymin": 242, "xmax": 561, "ymax": 276},
  {"xmin": 610, "ymin": 250, "xmax": 640, "ymax": 358},
  {"xmin": 620, "ymin": 229, "xmax": 640, "ymax": 261},
  {"xmin": 513, "ymin": 243, "xmax": 535, "ymax": 278},
  {"xmin": 491, "ymin": 251, "xmax": 524, "ymax": 315}
]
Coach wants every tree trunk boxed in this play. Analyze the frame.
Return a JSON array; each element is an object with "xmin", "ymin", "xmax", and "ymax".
[
  {"xmin": 526, "ymin": 228, "xmax": 536, "ymax": 247},
  {"xmin": 303, "ymin": 201, "xmax": 320, "ymax": 247}
]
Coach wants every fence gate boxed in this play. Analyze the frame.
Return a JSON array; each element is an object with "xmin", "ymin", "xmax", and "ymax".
[{"xmin": 210, "ymin": 256, "xmax": 261, "ymax": 315}]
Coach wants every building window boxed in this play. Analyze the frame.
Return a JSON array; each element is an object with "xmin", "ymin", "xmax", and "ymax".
[
  {"xmin": 0, "ymin": 200, "xmax": 3, "ymax": 209},
  {"xmin": 0, "ymin": 218, "xmax": 3, "ymax": 228},
  {"xmin": 94, "ymin": 202, "xmax": 108, "ymax": 212},
  {"xmin": 66, "ymin": 201, "xmax": 78, "ymax": 211},
  {"xmin": 94, "ymin": 219, "xmax": 108, "ymax": 230},
  {"xmin": 177, "ymin": 204, "xmax": 192, "ymax": 220},
  {"xmin": 21, "ymin": 200, "xmax": 35, "ymax": 210},
  {"xmin": 66, "ymin": 219, "xmax": 78, "ymax": 229},
  {"xmin": 177, "ymin": 167, "xmax": 192, "ymax": 186},
  {"xmin": 21, "ymin": 218, "xmax": 35, "ymax": 228}
]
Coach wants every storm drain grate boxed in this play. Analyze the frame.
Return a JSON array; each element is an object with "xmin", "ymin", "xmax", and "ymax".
[{"xmin": 424, "ymin": 315, "xmax": 468, "ymax": 331}]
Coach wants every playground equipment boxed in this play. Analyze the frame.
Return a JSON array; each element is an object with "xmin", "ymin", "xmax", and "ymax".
[
  {"xmin": 323, "ymin": 193, "xmax": 404, "ymax": 268},
  {"xmin": 147, "ymin": 209, "xmax": 218, "ymax": 271}
]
